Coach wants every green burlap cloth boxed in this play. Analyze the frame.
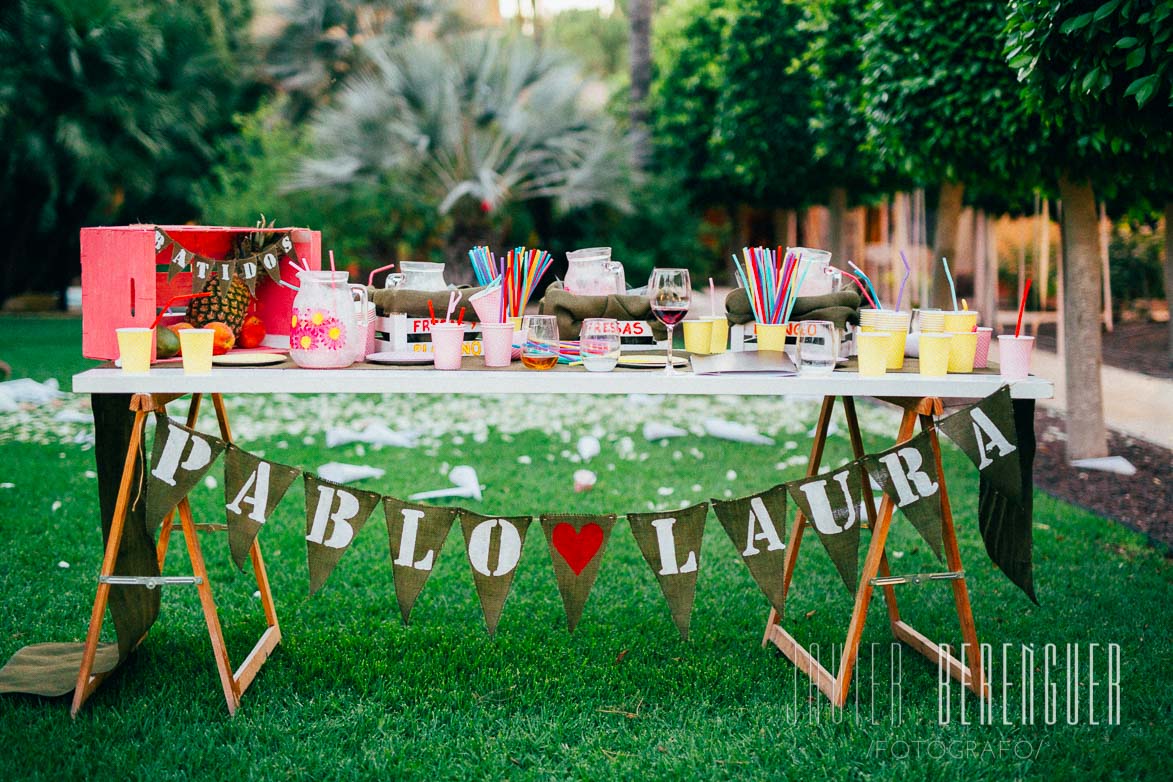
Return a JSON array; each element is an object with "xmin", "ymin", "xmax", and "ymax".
[
  {"xmin": 538, "ymin": 282, "xmax": 666, "ymax": 341},
  {"xmin": 368, "ymin": 285, "xmax": 485, "ymax": 317},
  {"xmin": 725, "ymin": 289, "xmax": 862, "ymax": 330}
]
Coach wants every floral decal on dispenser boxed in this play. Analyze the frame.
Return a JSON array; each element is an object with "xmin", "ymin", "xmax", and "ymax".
[{"xmin": 290, "ymin": 310, "xmax": 348, "ymax": 352}]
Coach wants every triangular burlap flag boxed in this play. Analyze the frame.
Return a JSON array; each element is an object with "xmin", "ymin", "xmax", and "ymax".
[
  {"xmin": 787, "ymin": 463, "xmax": 866, "ymax": 594},
  {"xmin": 304, "ymin": 473, "xmax": 381, "ymax": 595},
  {"xmin": 216, "ymin": 261, "xmax": 236, "ymax": 296},
  {"xmin": 938, "ymin": 386, "xmax": 1023, "ymax": 502},
  {"xmin": 627, "ymin": 502, "xmax": 708, "ymax": 641},
  {"xmin": 238, "ymin": 259, "xmax": 260, "ymax": 295},
  {"xmin": 167, "ymin": 243, "xmax": 189, "ymax": 282},
  {"xmin": 260, "ymin": 249, "xmax": 283, "ymax": 283},
  {"xmin": 223, "ymin": 446, "xmax": 300, "ymax": 571},
  {"xmin": 864, "ymin": 432, "xmax": 945, "ymax": 561},
  {"xmin": 383, "ymin": 497, "xmax": 458, "ymax": 624},
  {"xmin": 712, "ymin": 485, "xmax": 788, "ymax": 616},
  {"xmin": 145, "ymin": 414, "xmax": 226, "ymax": 535},
  {"xmin": 978, "ymin": 397, "xmax": 1038, "ymax": 603},
  {"xmin": 192, "ymin": 257, "xmax": 213, "ymax": 293},
  {"xmin": 459, "ymin": 511, "xmax": 533, "ymax": 636},
  {"xmin": 540, "ymin": 514, "xmax": 617, "ymax": 632}
]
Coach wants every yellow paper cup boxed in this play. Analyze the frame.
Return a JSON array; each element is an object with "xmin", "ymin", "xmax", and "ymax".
[
  {"xmin": 704, "ymin": 316, "xmax": 729, "ymax": 354},
  {"xmin": 856, "ymin": 332, "xmax": 891, "ymax": 377},
  {"xmin": 917, "ymin": 309, "xmax": 946, "ymax": 333},
  {"xmin": 683, "ymin": 320, "xmax": 714, "ymax": 355},
  {"xmin": 919, "ymin": 333, "xmax": 952, "ymax": 376},
  {"xmin": 179, "ymin": 329, "xmax": 214, "ymax": 375},
  {"xmin": 948, "ymin": 331, "xmax": 978, "ymax": 373},
  {"xmin": 943, "ymin": 310, "xmax": 978, "ymax": 334},
  {"xmin": 755, "ymin": 323, "xmax": 788, "ymax": 352},
  {"xmin": 116, "ymin": 327, "xmax": 153, "ymax": 374}
]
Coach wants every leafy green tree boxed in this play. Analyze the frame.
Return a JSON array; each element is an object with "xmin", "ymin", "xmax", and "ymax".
[
  {"xmin": 1005, "ymin": 0, "xmax": 1173, "ymax": 458},
  {"xmin": 547, "ymin": 8, "xmax": 629, "ymax": 81},
  {"xmin": 295, "ymin": 32, "xmax": 633, "ymax": 276},
  {"xmin": 859, "ymin": 0, "xmax": 1039, "ymax": 305},
  {"xmin": 0, "ymin": 0, "xmax": 260, "ymax": 302}
]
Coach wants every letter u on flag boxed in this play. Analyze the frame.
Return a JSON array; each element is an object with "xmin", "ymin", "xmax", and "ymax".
[
  {"xmin": 712, "ymin": 486, "xmax": 788, "ymax": 616},
  {"xmin": 304, "ymin": 473, "xmax": 381, "ymax": 595},
  {"xmin": 627, "ymin": 503, "xmax": 708, "ymax": 641},
  {"xmin": 787, "ymin": 463, "xmax": 866, "ymax": 594},
  {"xmin": 145, "ymin": 414, "xmax": 226, "ymax": 534}
]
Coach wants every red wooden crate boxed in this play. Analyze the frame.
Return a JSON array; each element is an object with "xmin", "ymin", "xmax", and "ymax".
[{"xmin": 80, "ymin": 224, "xmax": 322, "ymax": 360}]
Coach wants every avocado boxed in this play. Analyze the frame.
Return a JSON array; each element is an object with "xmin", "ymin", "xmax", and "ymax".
[{"xmin": 155, "ymin": 325, "xmax": 180, "ymax": 359}]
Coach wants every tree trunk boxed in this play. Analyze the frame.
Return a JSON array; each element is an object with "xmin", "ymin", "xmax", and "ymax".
[
  {"xmin": 828, "ymin": 186, "xmax": 848, "ymax": 264},
  {"xmin": 1165, "ymin": 202, "xmax": 1173, "ymax": 364},
  {"xmin": 772, "ymin": 208, "xmax": 797, "ymax": 248},
  {"xmin": 1099, "ymin": 202, "xmax": 1113, "ymax": 332},
  {"xmin": 932, "ymin": 181, "xmax": 965, "ymax": 309},
  {"xmin": 1057, "ymin": 174, "xmax": 1107, "ymax": 461},
  {"xmin": 1037, "ymin": 197, "xmax": 1051, "ymax": 310},
  {"xmin": 628, "ymin": 0, "xmax": 653, "ymax": 171}
]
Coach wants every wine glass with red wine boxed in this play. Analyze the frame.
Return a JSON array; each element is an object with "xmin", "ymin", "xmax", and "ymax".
[{"xmin": 648, "ymin": 268, "xmax": 691, "ymax": 375}]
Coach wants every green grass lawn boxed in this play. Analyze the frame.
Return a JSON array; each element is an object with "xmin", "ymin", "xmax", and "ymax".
[{"xmin": 0, "ymin": 316, "xmax": 1169, "ymax": 780}]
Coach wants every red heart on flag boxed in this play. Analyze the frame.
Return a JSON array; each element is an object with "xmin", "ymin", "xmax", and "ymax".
[{"xmin": 551, "ymin": 522, "xmax": 604, "ymax": 575}]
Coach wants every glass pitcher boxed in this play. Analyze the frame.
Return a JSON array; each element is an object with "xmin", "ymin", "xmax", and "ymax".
[
  {"xmin": 565, "ymin": 247, "xmax": 625, "ymax": 296},
  {"xmin": 289, "ymin": 271, "xmax": 369, "ymax": 368},
  {"xmin": 785, "ymin": 247, "xmax": 835, "ymax": 298},
  {"xmin": 384, "ymin": 261, "xmax": 448, "ymax": 291}
]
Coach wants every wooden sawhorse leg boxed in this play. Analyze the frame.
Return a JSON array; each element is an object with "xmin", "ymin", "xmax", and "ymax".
[
  {"xmin": 762, "ymin": 395, "xmax": 988, "ymax": 707},
  {"xmin": 72, "ymin": 393, "xmax": 281, "ymax": 717}
]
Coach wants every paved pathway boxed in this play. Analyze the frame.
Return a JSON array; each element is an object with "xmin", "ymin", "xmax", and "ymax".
[{"xmin": 991, "ymin": 343, "xmax": 1173, "ymax": 449}]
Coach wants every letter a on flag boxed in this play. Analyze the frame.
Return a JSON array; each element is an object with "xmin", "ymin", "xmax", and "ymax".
[
  {"xmin": 712, "ymin": 486, "xmax": 788, "ymax": 616},
  {"xmin": 938, "ymin": 385, "xmax": 1022, "ymax": 502},
  {"xmin": 223, "ymin": 446, "xmax": 300, "ymax": 570}
]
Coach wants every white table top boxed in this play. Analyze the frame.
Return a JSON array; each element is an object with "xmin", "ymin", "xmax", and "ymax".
[{"xmin": 73, "ymin": 366, "xmax": 1054, "ymax": 400}]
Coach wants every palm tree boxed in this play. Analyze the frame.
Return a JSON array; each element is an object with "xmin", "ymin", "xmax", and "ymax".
[
  {"xmin": 293, "ymin": 32, "xmax": 633, "ymax": 274},
  {"xmin": 628, "ymin": 0, "xmax": 653, "ymax": 170}
]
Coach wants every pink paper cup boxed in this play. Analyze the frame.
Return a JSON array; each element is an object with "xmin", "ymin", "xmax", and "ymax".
[
  {"xmin": 480, "ymin": 322, "xmax": 515, "ymax": 367},
  {"xmin": 973, "ymin": 327, "xmax": 993, "ymax": 369},
  {"xmin": 430, "ymin": 323, "xmax": 466, "ymax": 370},
  {"xmin": 997, "ymin": 335, "xmax": 1034, "ymax": 380},
  {"xmin": 469, "ymin": 286, "xmax": 503, "ymax": 324}
]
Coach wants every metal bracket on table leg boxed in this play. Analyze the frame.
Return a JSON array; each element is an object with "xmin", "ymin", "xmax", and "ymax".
[
  {"xmin": 98, "ymin": 575, "xmax": 203, "ymax": 589},
  {"xmin": 870, "ymin": 571, "xmax": 964, "ymax": 587}
]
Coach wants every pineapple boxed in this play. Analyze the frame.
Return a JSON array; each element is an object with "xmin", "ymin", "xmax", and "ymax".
[{"xmin": 187, "ymin": 273, "xmax": 252, "ymax": 332}]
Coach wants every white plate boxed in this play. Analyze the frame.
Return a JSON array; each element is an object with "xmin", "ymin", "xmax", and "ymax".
[
  {"xmin": 617, "ymin": 354, "xmax": 689, "ymax": 369},
  {"xmin": 212, "ymin": 352, "xmax": 287, "ymax": 366},
  {"xmin": 365, "ymin": 351, "xmax": 434, "ymax": 365}
]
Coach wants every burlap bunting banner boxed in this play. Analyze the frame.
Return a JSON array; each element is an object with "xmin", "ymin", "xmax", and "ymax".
[
  {"xmin": 223, "ymin": 446, "xmax": 301, "ymax": 571},
  {"xmin": 938, "ymin": 386, "xmax": 1023, "ymax": 503},
  {"xmin": 304, "ymin": 474, "xmax": 381, "ymax": 595},
  {"xmin": 459, "ymin": 511, "xmax": 533, "ymax": 635},
  {"xmin": 540, "ymin": 514, "xmax": 617, "ymax": 632},
  {"xmin": 157, "ymin": 226, "xmax": 291, "ymax": 292},
  {"xmin": 787, "ymin": 463, "xmax": 866, "ymax": 594},
  {"xmin": 864, "ymin": 432, "xmax": 945, "ymax": 561},
  {"xmin": 145, "ymin": 414, "xmax": 226, "ymax": 535},
  {"xmin": 627, "ymin": 503, "xmax": 708, "ymax": 641},
  {"xmin": 383, "ymin": 498, "xmax": 458, "ymax": 624},
  {"xmin": 712, "ymin": 486, "xmax": 788, "ymax": 616}
]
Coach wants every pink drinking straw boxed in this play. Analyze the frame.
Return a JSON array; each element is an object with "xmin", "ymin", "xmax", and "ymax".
[
  {"xmin": 839, "ymin": 269, "xmax": 877, "ymax": 309},
  {"xmin": 368, "ymin": 263, "xmax": 396, "ymax": 287},
  {"xmin": 1015, "ymin": 278, "xmax": 1033, "ymax": 338},
  {"xmin": 709, "ymin": 277, "xmax": 717, "ymax": 317}
]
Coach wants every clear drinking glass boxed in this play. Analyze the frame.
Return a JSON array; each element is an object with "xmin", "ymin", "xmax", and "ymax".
[
  {"xmin": 648, "ymin": 268, "xmax": 691, "ymax": 375},
  {"xmin": 795, "ymin": 320, "xmax": 838, "ymax": 375},
  {"xmin": 521, "ymin": 314, "xmax": 559, "ymax": 370},
  {"xmin": 580, "ymin": 318, "xmax": 621, "ymax": 372}
]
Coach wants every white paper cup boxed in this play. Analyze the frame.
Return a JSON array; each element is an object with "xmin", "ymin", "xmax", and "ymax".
[
  {"xmin": 998, "ymin": 335, "xmax": 1035, "ymax": 380},
  {"xmin": 480, "ymin": 322, "xmax": 515, "ymax": 367},
  {"xmin": 430, "ymin": 323, "xmax": 465, "ymax": 370}
]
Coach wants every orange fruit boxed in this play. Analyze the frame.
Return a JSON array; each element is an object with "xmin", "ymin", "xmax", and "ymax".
[
  {"xmin": 207, "ymin": 321, "xmax": 236, "ymax": 355},
  {"xmin": 237, "ymin": 314, "xmax": 266, "ymax": 349}
]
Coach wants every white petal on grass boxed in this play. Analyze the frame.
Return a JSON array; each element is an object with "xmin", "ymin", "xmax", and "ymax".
[
  {"xmin": 58, "ymin": 561, "xmax": 70, "ymax": 569},
  {"xmin": 0, "ymin": 483, "xmax": 13, "ymax": 489},
  {"xmin": 726, "ymin": 470, "xmax": 738, "ymax": 481},
  {"xmin": 657, "ymin": 487, "xmax": 675, "ymax": 496},
  {"xmin": 51, "ymin": 500, "xmax": 62, "ymax": 512},
  {"xmin": 317, "ymin": 462, "xmax": 386, "ymax": 484},
  {"xmin": 204, "ymin": 475, "xmax": 218, "ymax": 490},
  {"xmin": 517, "ymin": 455, "xmax": 532, "ymax": 465},
  {"xmin": 576, "ymin": 435, "xmax": 600, "ymax": 462}
]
